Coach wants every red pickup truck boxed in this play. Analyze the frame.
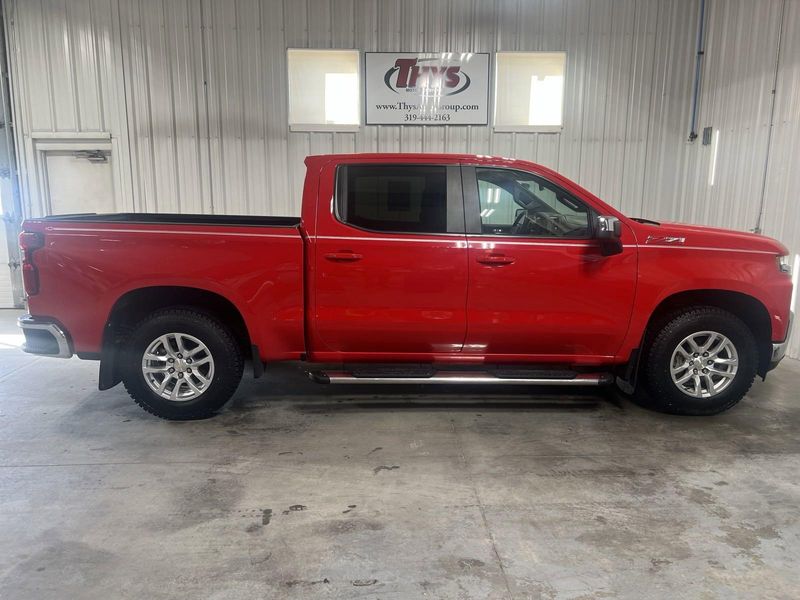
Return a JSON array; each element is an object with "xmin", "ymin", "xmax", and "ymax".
[{"xmin": 18, "ymin": 153, "xmax": 793, "ymax": 419}]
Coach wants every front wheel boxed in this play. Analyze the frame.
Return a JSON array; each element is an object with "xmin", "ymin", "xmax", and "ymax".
[
  {"xmin": 640, "ymin": 307, "xmax": 758, "ymax": 415},
  {"xmin": 120, "ymin": 308, "xmax": 244, "ymax": 420}
]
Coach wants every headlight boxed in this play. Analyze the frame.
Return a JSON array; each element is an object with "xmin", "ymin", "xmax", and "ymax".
[{"xmin": 777, "ymin": 255, "xmax": 791, "ymax": 275}]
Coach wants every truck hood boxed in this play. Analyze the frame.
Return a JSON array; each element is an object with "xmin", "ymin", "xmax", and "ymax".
[{"xmin": 637, "ymin": 221, "xmax": 788, "ymax": 255}]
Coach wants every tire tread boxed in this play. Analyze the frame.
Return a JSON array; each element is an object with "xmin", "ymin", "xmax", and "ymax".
[
  {"xmin": 121, "ymin": 308, "xmax": 243, "ymax": 420},
  {"xmin": 640, "ymin": 306, "xmax": 756, "ymax": 415}
]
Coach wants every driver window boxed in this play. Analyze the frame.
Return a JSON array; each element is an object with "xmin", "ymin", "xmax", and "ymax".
[{"xmin": 475, "ymin": 168, "xmax": 590, "ymax": 238}]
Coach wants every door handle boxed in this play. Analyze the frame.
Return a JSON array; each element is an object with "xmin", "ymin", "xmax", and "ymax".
[
  {"xmin": 477, "ymin": 254, "xmax": 515, "ymax": 266},
  {"xmin": 324, "ymin": 251, "xmax": 363, "ymax": 262}
]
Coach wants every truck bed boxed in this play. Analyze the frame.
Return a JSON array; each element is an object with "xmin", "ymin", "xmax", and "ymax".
[{"xmin": 22, "ymin": 213, "xmax": 305, "ymax": 360}]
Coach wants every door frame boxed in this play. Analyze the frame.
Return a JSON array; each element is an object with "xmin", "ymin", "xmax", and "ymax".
[
  {"xmin": 459, "ymin": 163, "xmax": 637, "ymax": 362},
  {"xmin": 33, "ymin": 139, "xmax": 114, "ymax": 215},
  {"xmin": 307, "ymin": 160, "xmax": 470, "ymax": 360}
]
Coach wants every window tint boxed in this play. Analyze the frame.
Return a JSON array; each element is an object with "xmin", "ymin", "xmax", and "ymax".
[
  {"xmin": 340, "ymin": 165, "xmax": 448, "ymax": 233},
  {"xmin": 476, "ymin": 168, "xmax": 590, "ymax": 237}
]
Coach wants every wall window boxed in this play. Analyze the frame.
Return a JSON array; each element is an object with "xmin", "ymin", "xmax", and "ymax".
[
  {"xmin": 287, "ymin": 49, "xmax": 360, "ymax": 131},
  {"xmin": 494, "ymin": 52, "xmax": 566, "ymax": 131},
  {"xmin": 338, "ymin": 165, "xmax": 448, "ymax": 233},
  {"xmin": 475, "ymin": 168, "xmax": 590, "ymax": 237}
]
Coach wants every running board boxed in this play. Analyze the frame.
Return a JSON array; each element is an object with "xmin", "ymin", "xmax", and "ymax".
[{"xmin": 309, "ymin": 370, "xmax": 613, "ymax": 386}]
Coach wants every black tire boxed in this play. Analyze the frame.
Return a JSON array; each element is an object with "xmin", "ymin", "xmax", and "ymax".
[
  {"xmin": 120, "ymin": 308, "xmax": 243, "ymax": 420},
  {"xmin": 639, "ymin": 307, "xmax": 757, "ymax": 415}
]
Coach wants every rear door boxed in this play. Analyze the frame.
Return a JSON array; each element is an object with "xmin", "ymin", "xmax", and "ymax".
[
  {"xmin": 462, "ymin": 165, "xmax": 637, "ymax": 361},
  {"xmin": 311, "ymin": 161, "xmax": 468, "ymax": 358}
]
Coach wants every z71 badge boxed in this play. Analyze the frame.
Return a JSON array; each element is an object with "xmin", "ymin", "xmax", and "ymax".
[{"xmin": 645, "ymin": 235, "xmax": 686, "ymax": 245}]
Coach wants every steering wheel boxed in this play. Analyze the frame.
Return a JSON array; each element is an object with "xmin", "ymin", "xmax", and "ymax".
[
  {"xmin": 511, "ymin": 211, "xmax": 551, "ymax": 235},
  {"xmin": 510, "ymin": 210, "xmax": 528, "ymax": 234}
]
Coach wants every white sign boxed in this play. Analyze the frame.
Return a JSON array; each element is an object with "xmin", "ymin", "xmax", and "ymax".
[{"xmin": 365, "ymin": 52, "xmax": 489, "ymax": 125}]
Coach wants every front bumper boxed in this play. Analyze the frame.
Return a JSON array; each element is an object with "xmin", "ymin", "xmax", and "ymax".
[
  {"xmin": 769, "ymin": 311, "xmax": 794, "ymax": 369},
  {"xmin": 17, "ymin": 314, "xmax": 73, "ymax": 358}
]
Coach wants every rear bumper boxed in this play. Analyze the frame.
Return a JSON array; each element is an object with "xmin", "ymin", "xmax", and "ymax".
[
  {"xmin": 17, "ymin": 314, "xmax": 73, "ymax": 358},
  {"xmin": 769, "ymin": 311, "xmax": 793, "ymax": 370}
]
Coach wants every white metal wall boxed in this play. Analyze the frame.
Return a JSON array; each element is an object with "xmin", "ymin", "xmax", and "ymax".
[
  {"xmin": 4, "ymin": 0, "xmax": 800, "ymax": 354},
  {"xmin": 4, "ymin": 0, "xmax": 705, "ymax": 218},
  {"xmin": 762, "ymin": 0, "xmax": 800, "ymax": 358}
]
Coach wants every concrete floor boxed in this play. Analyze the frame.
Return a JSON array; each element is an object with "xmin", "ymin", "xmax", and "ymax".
[{"xmin": 0, "ymin": 309, "xmax": 799, "ymax": 599}]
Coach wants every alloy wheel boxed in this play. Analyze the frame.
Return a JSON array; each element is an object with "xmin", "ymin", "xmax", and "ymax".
[
  {"xmin": 141, "ymin": 333, "xmax": 215, "ymax": 401},
  {"xmin": 669, "ymin": 330, "xmax": 738, "ymax": 398}
]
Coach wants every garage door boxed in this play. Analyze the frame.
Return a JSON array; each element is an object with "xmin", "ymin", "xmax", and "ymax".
[{"xmin": 0, "ymin": 224, "xmax": 13, "ymax": 307}]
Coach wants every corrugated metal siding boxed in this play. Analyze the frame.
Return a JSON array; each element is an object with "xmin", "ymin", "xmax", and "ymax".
[
  {"xmin": 762, "ymin": 0, "xmax": 800, "ymax": 358},
  {"xmin": 8, "ymin": 0, "xmax": 706, "ymax": 219},
  {"xmin": 119, "ymin": 0, "xmax": 210, "ymax": 214},
  {"xmin": 4, "ymin": 0, "xmax": 800, "ymax": 354},
  {"xmin": 5, "ymin": 0, "xmax": 132, "ymax": 216},
  {"xmin": 681, "ymin": 0, "xmax": 799, "ymax": 356},
  {"xmin": 0, "ymin": 3, "xmax": 21, "ymax": 308},
  {"xmin": 679, "ymin": 0, "xmax": 783, "ymax": 230}
]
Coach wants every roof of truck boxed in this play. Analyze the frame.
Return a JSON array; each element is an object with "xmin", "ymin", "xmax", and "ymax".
[
  {"xmin": 304, "ymin": 152, "xmax": 547, "ymax": 175},
  {"xmin": 305, "ymin": 152, "xmax": 520, "ymax": 164}
]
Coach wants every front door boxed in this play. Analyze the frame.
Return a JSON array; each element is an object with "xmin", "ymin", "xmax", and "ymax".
[
  {"xmin": 312, "ymin": 162, "xmax": 468, "ymax": 359},
  {"xmin": 462, "ymin": 166, "xmax": 637, "ymax": 362}
]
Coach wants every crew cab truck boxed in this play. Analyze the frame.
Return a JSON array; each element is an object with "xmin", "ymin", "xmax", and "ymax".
[{"xmin": 18, "ymin": 153, "xmax": 793, "ymax": 420}]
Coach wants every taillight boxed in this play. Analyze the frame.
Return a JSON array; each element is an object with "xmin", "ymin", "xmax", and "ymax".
[{"xmin": 19, "ymin": 231, "xmax": 44, "ymax": 295}]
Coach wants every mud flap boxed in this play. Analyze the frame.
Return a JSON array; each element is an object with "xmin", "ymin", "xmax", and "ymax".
[
  {"xmin": 252, "ymin": 344, "xmax": 264, "ymax": 378},
  {"xmin": 98, "ymin": 345, "xmax": 122, "ymax": 390}
]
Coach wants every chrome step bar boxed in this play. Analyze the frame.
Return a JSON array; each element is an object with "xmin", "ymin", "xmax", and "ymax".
[{"xmin": 313, "ymin": 371, "xmax": 613, "ymax": 386}]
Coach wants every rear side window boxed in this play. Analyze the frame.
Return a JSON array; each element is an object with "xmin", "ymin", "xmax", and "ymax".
[{"xmin": 338, "ymin": 165, "xmax": 448, "ymax": 233}]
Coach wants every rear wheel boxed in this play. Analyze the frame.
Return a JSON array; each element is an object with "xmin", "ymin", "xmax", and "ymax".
[
  {"xmin": 120, "ymin": 308, "xmax": 243, "ymax": 420},
  {"xmin": 640, "ymin": 307, "xmax": 757, "ymax": 415}
]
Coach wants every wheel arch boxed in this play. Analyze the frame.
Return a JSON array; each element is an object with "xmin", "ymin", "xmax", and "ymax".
[
  {"xmin": 99, "ymin": 286, "xmax": 257, "ymax": 390},
  {"xmin": 639, "ymin": 289, "xmax": 772, "ymax": 379}
]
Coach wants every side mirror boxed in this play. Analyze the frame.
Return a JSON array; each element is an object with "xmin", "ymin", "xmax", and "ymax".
[{"xmin": 595, "ymin": 215, "xmax": 623, "ymax": 256}]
